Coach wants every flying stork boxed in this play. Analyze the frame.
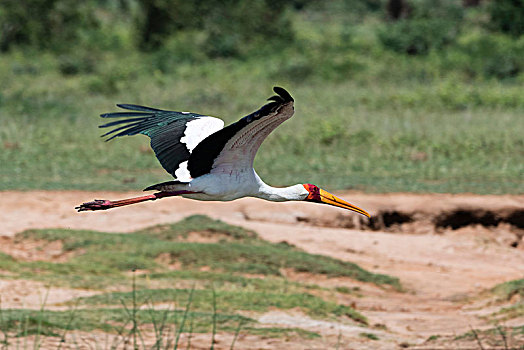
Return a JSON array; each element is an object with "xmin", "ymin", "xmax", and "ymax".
[{"xmin": 76, "ymin": 87, "xmax": 370, "ymax": 218}]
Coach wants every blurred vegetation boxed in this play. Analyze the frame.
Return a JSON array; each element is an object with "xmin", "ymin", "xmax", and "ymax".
[
  {"xmin": 379, "ymin": 0, "xmax": 464, "ymax": 55},
  {"xmin": 0, "ymin": 0, "xmax": 522, "ymax": 193}
]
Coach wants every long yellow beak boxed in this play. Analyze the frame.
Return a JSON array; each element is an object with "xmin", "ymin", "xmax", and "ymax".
[{"xmin": 319, "ymin": 189, "xmax": 371, "ymax": 218}]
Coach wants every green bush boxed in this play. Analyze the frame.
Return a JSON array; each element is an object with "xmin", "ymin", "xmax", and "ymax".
[
  {"xmin": 378, "ymin": 0, "xmax": 463, "ymax": 55},
  {"xmin": 84, "ymin": 60, "xmax": 138, "ymax": 95},
  {"xmin": 148, "ymin": 31, "xmax": 208, "ymax": 73},
  {"xmin": 58, "ymin": 51, "xmax": 98, "ymax": 76},
  {"xmin": 0, "ymin": 0, "xmax": 99, "ymax": 52},
  {"xmin": 203, "ymin": 0, "xmax": 294, "ymax": 58},
  {"xmin": 378, "ymin": 19, "xmax": 455, "ymax": 55},
  {"xmin": 448, "ymin": 31, "xmax": 524, "ymax": 79},
  {"xmin": 136, "ymin": 0, "xmax": 294, "ymax": 58},
  {"xmin": 488, "ymin": 0, "xmax": 524, "ymax": 37},
  {"xmin": 135, "ymin": 0, "xmax": 202, "ymax": 51}
]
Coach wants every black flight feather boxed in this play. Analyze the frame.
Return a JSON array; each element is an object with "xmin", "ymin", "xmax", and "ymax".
[
  {"xmin": 100, "ymin": 112, "xmax": 153, "ymax": 118},
  {"xmin": 97, "ymin": 87, "xmax": 293, "ymax": 180},
  {"xmin": 187, "ymin": 86, "xmax": 294, "ymax": 178},
  {"xmin": 273, "ymin": 86, "xmax": 294, "ymax": 102},
  {"xmin": 116, "ymin": 104, "xmax": 163, "ymax": 112},
  {"xmin": 98, "ymin": 104, "xmax": 214, "ymax": 178},
  {"xmin": 99, "ymin": 117, "xmax": 147, "ymax": 128}
]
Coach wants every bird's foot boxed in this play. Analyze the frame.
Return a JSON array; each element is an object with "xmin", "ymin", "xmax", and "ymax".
[{"xmin": 75, "ymin": 199, "xmax": 112, "ymax": 212}]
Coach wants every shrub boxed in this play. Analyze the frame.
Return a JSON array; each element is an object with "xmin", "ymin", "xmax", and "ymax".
[
  {"xmin": 203, "ymin": 0, "xmax": 294, "ymax": 58},
  {"xmin": 58, "ymin": 51, "xmax": 97, "ymax": 76},
  {"xmin": 0, "ymin": 0, "xmax": 99, "ymax": 52},
  {"xmin": 449, "ymin": 31, "xmax": 524, "ymax": 79},
  {"xmin": 488, "ymin": 0, "xmax": 524, "ymax": 37},
  {"xmin": 378, "ymin": 0, "xmax": 463, "ymax": 55},
  {"xmin": 148, "ymin": 31, "xmax": 208, "ymax": 73},
  {"xmin": 135, "ymin": 0, "xmax": 294, "ymax": 58}
]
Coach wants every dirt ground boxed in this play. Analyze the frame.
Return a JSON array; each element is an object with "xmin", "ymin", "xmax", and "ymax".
[{"xmin": 0, "ymin": 190, "xmax": 523, "ymax": 349}]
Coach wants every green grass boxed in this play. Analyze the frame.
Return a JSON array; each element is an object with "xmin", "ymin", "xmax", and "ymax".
[
  {"xmin": 0, "ymin": 214, "xmax": 390, "ymax": 343},
  {"xmin": 426, "ymin": 326, "xmax": 523, "ymax": 350},
  {"xmin": 68, "ymin": 288, "xmax": 367, "ymax": 324},
  {"xmin": 0, "ymin": 32, "xmax": 522, "ymax": 194},
  {"xmin": 13, "ymin": 215, "xmax": 400, "ymax": 290},
  {"xmin": 359, "ymin": 332, "xmax": 379, "ymax": 340},
  {"xmin": 137, "ymin": 214, "xmax": 259, "ymax": 241},
  {"xmin": 491, "ymin": 304, "xmax": 524, "ymax": 322},
  {"xmin": 0, "ymin": 215, "xmax": 402, "ymax": 333},
  {"xmin": 455, "ymin": 325, "xmax": 523, "ymax": 346},
  {"xmin": 0, "ymin": 308, "xmax": 321, "ymax": 339},
  {"xmin": 426, "ymin": 335, "xmax": 440, "ymax": 342},
  {"xmin": 487, "ymin": 278, "xmax": 524, "ymax": 322},
  {"xmin": 492, "ymin": 278, "xmax": 524, "ymax": 300}
]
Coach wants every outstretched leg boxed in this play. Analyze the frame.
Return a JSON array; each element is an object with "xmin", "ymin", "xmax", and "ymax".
[{"xmin": 75, "ymin": 191, "xmax": 194, "ymax": 212}]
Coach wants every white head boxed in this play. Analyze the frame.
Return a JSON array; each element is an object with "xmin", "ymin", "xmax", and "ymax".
[{"xmin": 260, "ymin": 182, "xmax": 370, "ymax": 217}]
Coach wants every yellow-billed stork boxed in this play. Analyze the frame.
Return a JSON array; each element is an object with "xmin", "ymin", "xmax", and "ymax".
[{"xmin": 76, "ymin": 87, "xmax": 370, "ymax": 218}]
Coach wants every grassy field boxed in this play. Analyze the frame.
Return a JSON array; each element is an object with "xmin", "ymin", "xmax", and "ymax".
[
  {"xmin": 0, "ymin": 215, "xmax": 522, "ymax": 347},
  {"xmin": 10, "ymin": 215, "xmax": 399, "ymax": 291},
  {"xmin": 0, "ymin": 215, "xmax": 397, "ymax": 346},
  {"xmin": 0, "ymin": 1, "xmax": 522, "ymax": 347},
  {"xmin": 0, "ymin": 16, "xmax": 522, "ymax": 194}
]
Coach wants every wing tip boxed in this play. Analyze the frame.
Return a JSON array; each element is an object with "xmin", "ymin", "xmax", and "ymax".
[{"xmin": 272, "ymin": 86, "xmax": 294, "ymax": 102}]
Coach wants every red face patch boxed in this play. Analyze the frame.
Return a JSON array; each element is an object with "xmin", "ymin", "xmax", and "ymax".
[{"xmin": 303, "ymin": 183, "xmax": 321, "ymax": 202}]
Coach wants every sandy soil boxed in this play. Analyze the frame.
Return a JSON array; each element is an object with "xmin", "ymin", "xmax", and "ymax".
[{"xmin": 0, "ymin": 190, "xmax": 522, "ymax": 348}]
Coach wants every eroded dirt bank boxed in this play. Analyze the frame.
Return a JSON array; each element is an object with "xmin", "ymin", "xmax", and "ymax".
[{"xmin": 0, "ymin": 190, "xmax": 522, "ymax": 348}]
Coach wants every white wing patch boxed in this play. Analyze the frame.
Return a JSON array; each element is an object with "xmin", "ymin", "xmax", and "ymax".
[
  {"xmin": 180, "ymin": 117, "xmax": 224, "ymax": 152},
  {"xmin": 174, "ymin": 160, "xmax": 192, "ymax": 182},
  {"xmin": 173, "ymin": 116, "xmax": 224, "ymax": 182}
]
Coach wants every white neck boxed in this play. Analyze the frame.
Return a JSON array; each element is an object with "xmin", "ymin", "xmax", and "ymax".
[{"xmin": 252, "ymin": 173, "xmax": 309, "ymax": 202}]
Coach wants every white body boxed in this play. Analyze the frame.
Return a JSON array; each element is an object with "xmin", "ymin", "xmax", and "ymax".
[
  {"xmin": 152, "ymin": 101, "xmax": 310, "ymax": 202},
  {"xmin": 180, "ymin": 171, "xmax": 309, "ymax": 202}
]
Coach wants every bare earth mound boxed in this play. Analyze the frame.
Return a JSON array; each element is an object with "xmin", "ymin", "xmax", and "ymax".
[{"xmin": 0, "ymin": 190, "xmax": 522, "ymax": 348}]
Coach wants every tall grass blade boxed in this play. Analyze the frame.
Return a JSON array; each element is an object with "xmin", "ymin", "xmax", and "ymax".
[
  {"xmin": 57, "ymin": 299, "xmax": 80, "ymax": 350},
  {"xmin": 174, "ymin": 286, "xmax": 195, "ymax": 349},
  {"xmin": 185, "ymin": 316, "xmax": 194, "ymax": 350},
  {"xmin": 132, "ymin": 270, "xmax": 138, "ymax": 350},
  {"xmin": 69, "ymin": 332, "xmax": 80, "ymax": 350},
  {"xmin": 147, "ymin": 300, "xmax": 171, "ymax": 350},
  {"xmin": 15, "ymin": 308, "xmax": 24, "ymax": 350},
  {"xmin": 0, "ymin": 297, "xmax": 9, "ymax": 350},
  {"xmin": 229, "ymin": 317, "xmax": 244, "ymax": 350},
  {"xmin": 495, "ymin": 325, "xmax": 508, "ymax": 350},
  {"xmin": 469, "ymin": 326, "xmax": 485, "ymax": 350},
  {"xmin": 34, "ymin": 288, "xmax": 50, "ymax": 350},
  {"xmin": 335, "ymin": 328, "xmax": 342, "ymax": 350},
  {"xmin": 210, "ymin": 287, "xmax": 217, "ymax": 350},
  {"xmin": 111, "ymin": 311, "xmax": 131, "ymax": 350}
]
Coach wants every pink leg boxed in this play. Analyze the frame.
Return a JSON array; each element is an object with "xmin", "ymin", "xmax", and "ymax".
[{"xmin": 75, "ymin": 191, "xmax": 194, "ymax": 212}]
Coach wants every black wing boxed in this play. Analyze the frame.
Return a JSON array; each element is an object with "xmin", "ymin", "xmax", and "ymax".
[
  {"xmin": 99, "ymin": 104, "xmax": 224, "ymax": 181},
  {"xmin": 187, "ymin": 87, "xmax": 294, "ymax": 178}
]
